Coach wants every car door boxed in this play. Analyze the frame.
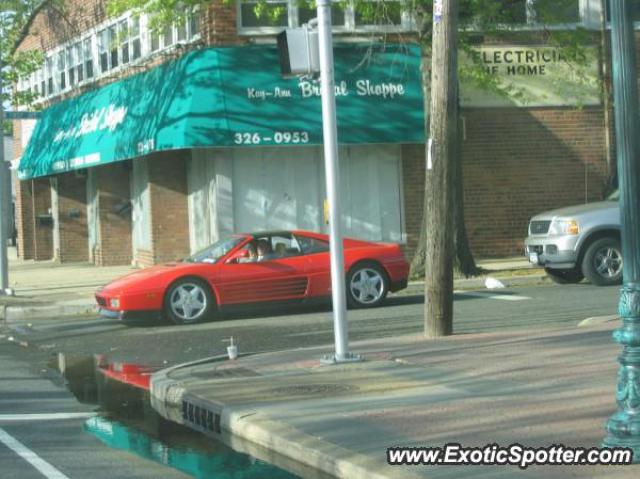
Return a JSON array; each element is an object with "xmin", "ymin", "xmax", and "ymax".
[
  {"xmin": 295, "ymin": 234, "xmax": 332, "ymax": 298},
  {"xmin": 215, "ymin": 236, "xmax": 309, "ymax": 305}
]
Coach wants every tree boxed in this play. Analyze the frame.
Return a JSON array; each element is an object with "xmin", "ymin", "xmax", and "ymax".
[{"xmin": 1, "ymin": 0, "xmax": 46, "ymax": 111}]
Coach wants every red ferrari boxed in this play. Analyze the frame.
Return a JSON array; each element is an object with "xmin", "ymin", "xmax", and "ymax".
[{"xmin": 96, "ymin": 230, "xmax": 409, "ymax": 324}]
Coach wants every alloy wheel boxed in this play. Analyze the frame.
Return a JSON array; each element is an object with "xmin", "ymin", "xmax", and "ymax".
[
  {"xmin": 169, "ymin": 283, "xmax": 208, "ymax": 323},
  {"xmin": 593, "ymin": 246, "xmax": 623, "ymax": 279},
  {"xmin": 349, "ymin": 268, "xmax": 385, "ymax": 305}
]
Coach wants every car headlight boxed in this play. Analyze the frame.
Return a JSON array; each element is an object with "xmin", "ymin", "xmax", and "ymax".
[
  {"xmin": 109, "ymin": 298, "xmax": 120, "ymax": 309},
  {"xmin": 549, "ymin": 219, "xmax": 579, "ymax": 235}
]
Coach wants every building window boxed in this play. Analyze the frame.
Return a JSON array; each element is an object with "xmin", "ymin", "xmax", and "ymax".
[
  {"xmin": 298, "ymin": 3, "xmax": 346, "ymax": 27},
  {"xmin": 604, "ymin": 0, "xmax": 640, "ymax": 22},
  {"xmin": 29, "ymin": 10, "xmax": 201, "ymax": 101},
  {"xmin": 37, "ymin": 67, "xmax": 45, "ymax": 97},
  {"xmin": 67, "ymin": 45, "xmax": 77, "ymax": 86},
  {"xmin": 57, "ymin": 51, "xmax": 66, "ymax": 91},
  {"xmin": 130, "ymin": 17, "xmax": 142, "ymax": 60},
  {"xmin": 240, "ymin": 0, "xmax": 289, "ymax": 28},
  {"xmin": 149, "ymin": 12, "xmax": 200, "ymax": 52},
  {"xmin": 98, "ymin": 29, "xmax": 109, "ymax": 73},
  {"xmin": 109, "ymin": 25, "xmax": 119, "ymax": 69},
  {"xmin": 238, "ymin": 0, "xmax": 410, "ymax": 31},
  {"xmin": 83, "ymin": 38, "xmax": 94, "ymax": 80},
  {"xmin": 46, "ymin": 57, "xmax": 54, "ymax": 95},
  {"xmin": 120, "ymin": 20, "xmax": 130, "ymax": 64}
]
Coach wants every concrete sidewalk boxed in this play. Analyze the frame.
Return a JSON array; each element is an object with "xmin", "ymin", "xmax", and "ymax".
[
  {"xmin": 0, "ymin": 246, "xmax": 545, "ymax": 321},
  {"xmin": 150, "ymin": 322, "xmax": 637, "ymax": 479},
  {"xmin": 0, "ymin": 247, "xmax": 136, "ymax": 320}
]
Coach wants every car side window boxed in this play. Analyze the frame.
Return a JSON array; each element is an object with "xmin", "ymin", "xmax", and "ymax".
[
  {"xmin": 270, "ymin": 234, "xmax": 302, "ymax": 259},
  {"xmin": 297, "ymin": 236, "xmax": 330, "ymax": 255}
]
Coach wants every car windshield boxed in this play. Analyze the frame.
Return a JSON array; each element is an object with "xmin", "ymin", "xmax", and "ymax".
[
  {"xmin": 607, "ymin": 190, "xmax": 619, "ymax": 201},
  {"xmin": 184, "ymin": 236, "xmax": 246, "ymax": 264}
]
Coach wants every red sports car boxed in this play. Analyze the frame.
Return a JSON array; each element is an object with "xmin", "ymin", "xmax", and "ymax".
[{"xmin": 96, "ymin": 230, "xmax": 409, "ymax": 324}]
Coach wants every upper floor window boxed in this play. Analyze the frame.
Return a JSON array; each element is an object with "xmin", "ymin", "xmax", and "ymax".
[
  {"xmin": 354, "ymin": 0, "xmax": 403, "ymax": 27},
  {"xmin": 237, "ymin": 0, "xmax": 411, "ymax": 32},
  {"xmin": 149, "ymin": 10, "xmax": 201, "ymax": 52}
]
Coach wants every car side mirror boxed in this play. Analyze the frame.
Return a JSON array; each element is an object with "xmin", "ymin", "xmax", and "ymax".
[{"xmin": 226, "ymin": 249, "xmax": 249, "ymax": 264}]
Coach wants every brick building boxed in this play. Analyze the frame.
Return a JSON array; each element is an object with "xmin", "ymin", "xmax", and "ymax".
[{"xmin": 12, "ymin": 0, "xmax": 619, "ymax": 268}]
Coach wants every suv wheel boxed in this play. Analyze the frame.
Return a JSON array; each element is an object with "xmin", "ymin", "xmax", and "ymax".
[
  {"xmin": 544, "ymin": 267, "xmax": 584, "ymax": 284},
  {"xmin": 581, "ymin": 237, "xmax": 623, "ymax": 286}
]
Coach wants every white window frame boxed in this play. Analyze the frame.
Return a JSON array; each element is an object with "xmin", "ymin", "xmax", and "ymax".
[
  {"xmin": 237, "ymin": 0, "xmax": 415, "ymax": 35},
  {"xmin": 148, "ymin": 10, "xmax": 201, "ymax": 52},
  {"xmin": 25, "ymin": 9, "xmax": 200, "ymax": 104}
]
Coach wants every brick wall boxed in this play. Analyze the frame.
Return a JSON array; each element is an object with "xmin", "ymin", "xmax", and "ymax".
[
  {"xmin": 401, "ymin": 107, "xmax": 608, "ymax": 262},
  {"xmin": 95, "ymin": 163, "xmax": 132, "ymax": 266},
  {"xmin": 56, "ymin": 173, "xmax": 88, "ymax": 263},
  {"xmin": 14, "ymin": 178, "xmax": 34, "ymax": 260},
  {"xmin": 147, "ymin": 151, "xmax": 190, "ymax": 264},
  {"xmin": 401, "ymin": 144, "xmax": 425, "ymax": 260},
  {"xmin": 16, "ymin": 0, "xmax": 106, "ymax": 54}
]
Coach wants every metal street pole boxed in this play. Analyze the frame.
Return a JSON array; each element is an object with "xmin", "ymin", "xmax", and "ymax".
[
  {"xmin": 316, "ymin": 0, "xmax": 358, "ymax": 363},
  {"xmin": 0, "ymin": 46, "xmax": 9, "ymax": 294},
  {"xmin": 603, "ymin": 0, "xmax": 640, "ymax": 461}
]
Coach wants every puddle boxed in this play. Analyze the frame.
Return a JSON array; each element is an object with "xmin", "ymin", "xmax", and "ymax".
[
  {"xmin": 51, "ymin": 353, "xmax": 330, "ymax": 479},
  {"xmin": 84, "ymin": 415, "xmax": 297, "ymax": 479}
]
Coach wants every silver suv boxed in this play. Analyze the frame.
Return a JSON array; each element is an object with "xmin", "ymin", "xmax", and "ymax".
[{"xmin": 524, "ymin": 191, "xmax": 621, "ymax": 286}]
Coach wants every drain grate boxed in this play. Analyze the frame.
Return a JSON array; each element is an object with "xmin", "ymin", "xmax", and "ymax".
[
  {"xmin": 191, "ymin": 367, "xmax": 260, "ymax": 379},
  {"xmin": 269, "ymin": 384, "xmax": 359, "ymax": 396}
]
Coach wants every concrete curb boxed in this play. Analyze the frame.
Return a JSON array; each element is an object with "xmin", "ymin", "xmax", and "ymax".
[
  {"xmin": 1, "ymin": 302, "xmax": 96, "ymax": 322},
  {"xmin": 578, "ymin": 314, "xmax": 619, "ymax": 327},
  {"xmin": 149, "ymin": 361, "xmax": 422, "ymax": 479}
]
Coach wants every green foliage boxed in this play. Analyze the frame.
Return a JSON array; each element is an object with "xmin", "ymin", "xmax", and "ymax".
[
  {"xmin": 1, "ymin": 0, "xmax": 45, "ymax": 108},
  {"xmin": 107, "ymin": 0, "xmax": 209, "ymax": 33}
]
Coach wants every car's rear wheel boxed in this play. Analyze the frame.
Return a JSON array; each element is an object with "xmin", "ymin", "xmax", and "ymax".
[
  {"xmin": 581, "ymin": 237, "xmax": 623, "ymax": 286},
  {"xmin": 346, "ymin": 262, "xmax": 388, "ymax": 308},
  {"xmin": 164, "ymin": 278, "xmax": 214, "ymax": 325},
  {"xmin": 544, "ymin": 267, "xmax": 584, "ymax": 284}
]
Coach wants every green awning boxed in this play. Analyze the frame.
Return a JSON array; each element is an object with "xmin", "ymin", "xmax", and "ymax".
[{"xmin": 18, "ymin": 44, "xmax": 425, "ymax": 180}]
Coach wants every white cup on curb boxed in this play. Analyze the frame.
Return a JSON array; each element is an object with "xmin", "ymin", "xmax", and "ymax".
[{"xmin": 224, "ymin": 337, "xmax": 238, "ymax": 360}]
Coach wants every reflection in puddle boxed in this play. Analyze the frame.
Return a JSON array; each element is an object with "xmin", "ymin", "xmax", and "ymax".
[
  {"xmin": 52, "ymin": 353, "xmax": 302, "ymax": 479},
  {"xmin": 85, "ymin": 416, "xmax": 297, "ymax": 479}
]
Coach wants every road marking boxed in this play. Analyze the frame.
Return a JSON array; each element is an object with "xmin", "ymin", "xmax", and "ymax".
[
  {"xmin": 0, "ymin": 413, "xmax": 96, "ymax": 421},
  {"xmin": 456, "ymin": 291, "xmax": 531, "ymax": 301},
  {"xmin": 0, "ymin": 426, "xmax": 70, "ymax": 478}
]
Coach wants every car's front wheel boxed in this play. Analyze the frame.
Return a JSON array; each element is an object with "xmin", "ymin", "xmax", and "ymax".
[
  {"xmin": 164, "ymin": 278, "xmax": 214, "ymax": 325},
  {"xmin": 346, "ymin": 262, "xmax": 388, "ymax": 308},
  {"xmin": 581, "ymin": 237, "xmax": 623, "ymax": 286},
  {"xmin": 544, "ymin": 267, "xmax": 584, "ymax": 284}
]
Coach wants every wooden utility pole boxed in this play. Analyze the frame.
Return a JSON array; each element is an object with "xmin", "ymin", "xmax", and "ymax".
[{"xmin": 425, "ymin": 0, "xmax": 459, "ymax": 338}]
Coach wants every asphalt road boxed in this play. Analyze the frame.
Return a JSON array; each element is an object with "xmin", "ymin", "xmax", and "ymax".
[
  {"xmin": 1, "ymin": 282, "xmax": 621, "ymax": 369},
  {"xmin": 0, "ymin": 342, "xmax": 191, "ymax": 479},
  {"xmin": 0, "ymin": 282, "xmax": 622, "ymax": 478}
]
